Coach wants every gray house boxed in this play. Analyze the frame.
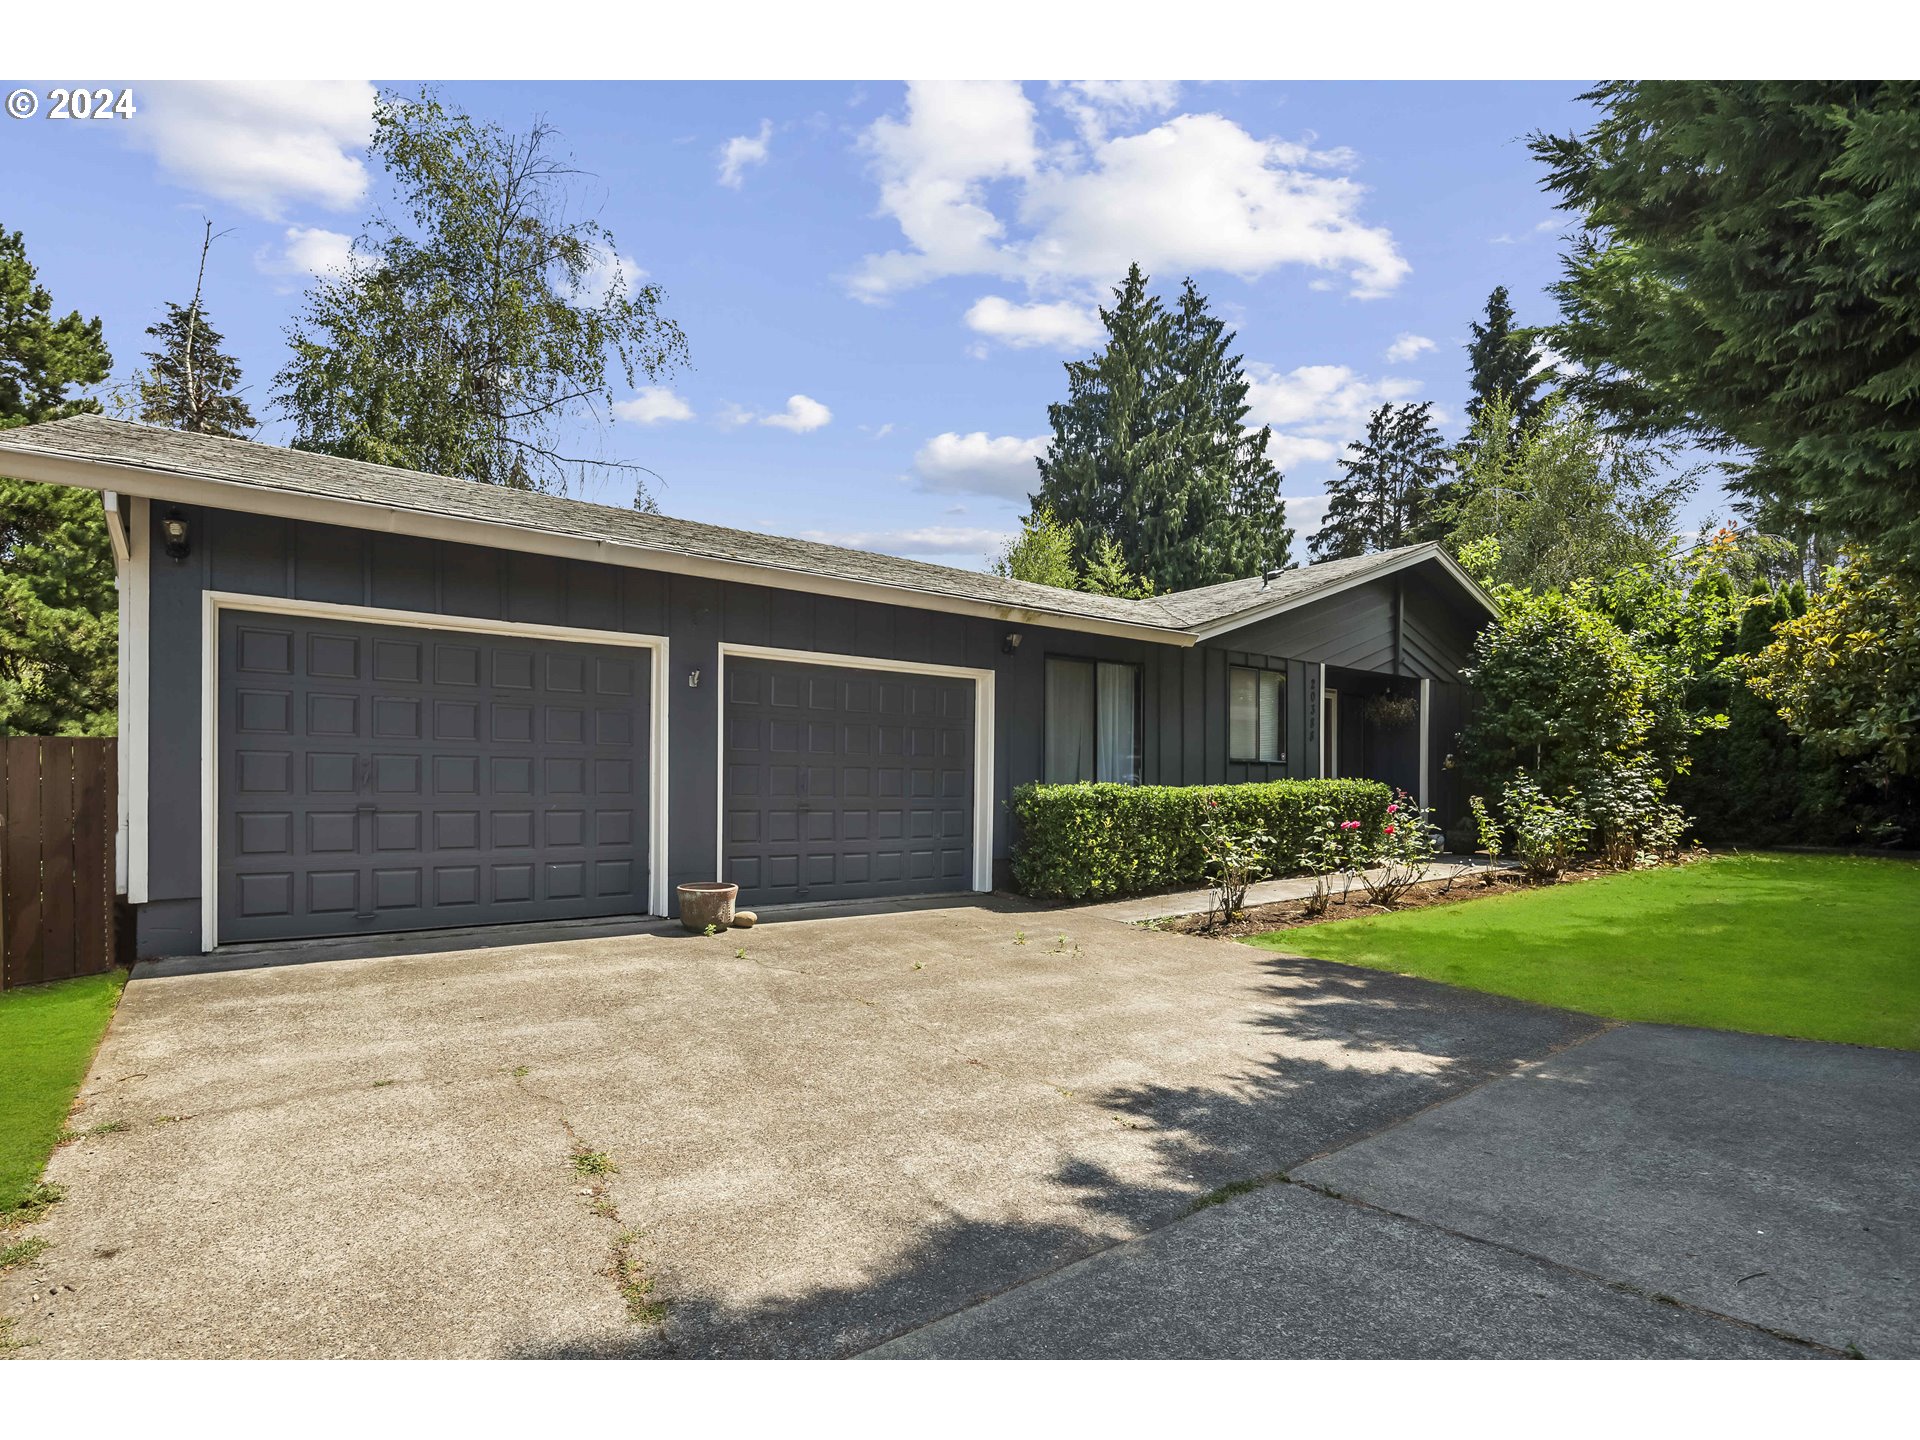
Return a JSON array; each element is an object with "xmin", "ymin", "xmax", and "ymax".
[{"xmin": 0, "ymin": 417, "xmax": 1497, "ymax": 956}]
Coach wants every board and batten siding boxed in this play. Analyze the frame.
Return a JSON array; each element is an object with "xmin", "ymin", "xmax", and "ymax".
[{"xmin": 133, "ymin": 503, "xmax": 1486, "ymax": 954}]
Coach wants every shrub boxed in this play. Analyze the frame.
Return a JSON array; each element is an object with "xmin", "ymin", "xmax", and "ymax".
[
  {"xmin": 1499, "ymin": 773, "xmax": 1591, "ymax": 882},
  {"xmin": 1296, "ymin": 799, "xmax": 1376, "ymax": 916},
  {"xmin": 1582, "ymin": 755, "xmax": 1688, "ymax": 868},
  {"xmin": 1198, "ymin": 807, "xmax": 1270, "ymax": 925},
  {"xmin": 1356, "ymin": 791, "xmax": 1442, "ymax": 906},
  {"xmin": 1010, "ymin": 778, "xmax": 1393, "ymax": 901}
]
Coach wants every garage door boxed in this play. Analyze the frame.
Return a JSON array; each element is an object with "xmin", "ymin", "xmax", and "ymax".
[
  {"xmin": 722, "ymin": 657, "xmax": 974, "ymax": 907},
  {"xmin": 217, "ymin": 610, "xmax": 651, "ymax": 944}
]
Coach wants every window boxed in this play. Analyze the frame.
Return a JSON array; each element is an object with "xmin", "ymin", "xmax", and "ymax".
[
  {"xmin": 1045, "ymin": 657, "xmax": 1141, "ymax": 784},
  {"xmin": 1229, "ymin": 665, "xmax": 1285, "ymax": 764}
]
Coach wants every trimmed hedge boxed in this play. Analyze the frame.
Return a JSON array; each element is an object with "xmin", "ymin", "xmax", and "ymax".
[{"xmin": 1010, "ymin": 778, "xmax": 1395, "ymax": 900}]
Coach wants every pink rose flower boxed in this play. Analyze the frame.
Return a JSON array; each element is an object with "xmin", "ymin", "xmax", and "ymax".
[{"xmin": 1386, "ymin": 803, "xmax": 1398, "ymax": 814}]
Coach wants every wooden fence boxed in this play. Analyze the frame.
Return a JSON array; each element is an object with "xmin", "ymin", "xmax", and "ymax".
[{"xmin": 0, "ymin": 737, "xmax": 117, "ymax": 990}]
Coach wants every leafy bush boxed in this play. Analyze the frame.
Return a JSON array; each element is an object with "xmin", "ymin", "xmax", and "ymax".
[
  {"xmin": 1582, "ymin": 756, "xmax": 1688, "ymax": 868},
  {"xmin": 1010, "ymin": 778, "xmax": 1393, "ymax": 901},
  {"xmin": 1499, "ymin": 773, "xmax": 1592, "ymax": 882},
  {"xmin": 1295, "ymin": 798, "xmax": 1377, "ymax": 916},
  {"xmin": 1198, "ymin": 808, "xmax": 1270, "ymax": 924},
  {"xmin": 1357, "ymin": 792, "xmax": 1442, "ymax": 906}
]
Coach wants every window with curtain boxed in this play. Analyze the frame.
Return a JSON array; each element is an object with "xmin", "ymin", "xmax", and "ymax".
[
  {"xmin": 1045, "ymin": 657, "xmax": 1141, "ymax": 783},
  {"xmin": 1229, "ymin": 665, "xmax": 1285, "ymax": 764}
]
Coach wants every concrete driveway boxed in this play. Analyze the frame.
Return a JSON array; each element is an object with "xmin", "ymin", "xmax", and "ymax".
[{"xmin": 3, "ymin": 899, "xmax": 1910, "ymax": 1358}]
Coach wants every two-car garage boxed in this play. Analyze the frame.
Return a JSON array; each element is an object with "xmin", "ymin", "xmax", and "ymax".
[{"xmin": 213, "ymin": 606, "xmax": 985, "ymax": 946}]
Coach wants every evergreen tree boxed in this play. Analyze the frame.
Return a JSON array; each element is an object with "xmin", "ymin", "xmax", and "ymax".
[
  {"xmin": 1311, "ymin": 402, "xmax": 1449, "ymax": 561},
  {"xmin": 990, "ymin": 507, "xmax": 1079, "ymax": 590},
  {"xmin": 139, "ymin": 302, "xmax": 256, "ymax": 436},
  {"xmin": 1080, "ymin": 533, "xmax": 1153, "ymax": 597},
  {"xmin": 0, "ymin": 223, "xmax": 117, "ymax": 735},
  {"xmin": 1465, "ymin": 286, "xmax": 1549, "ymax": 429},
  {"xmin": 1033, "ymin": 266, "xmax": 1289, "ymax": 592},
  {"xmin": 1535, "ymin": 82, "xmax": 1920, "ymax": 575}
]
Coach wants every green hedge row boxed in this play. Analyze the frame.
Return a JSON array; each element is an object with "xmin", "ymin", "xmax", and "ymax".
[{"xmin": 1009, "ymin": 778, "xmax": 1395, "ymax": 900}]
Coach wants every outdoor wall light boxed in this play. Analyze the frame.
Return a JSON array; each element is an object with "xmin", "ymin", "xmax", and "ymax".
[
  {"xmin": 1002, "ymin": 632, "xmax": 1023, "ymax": 655},
  {"xmin": 688, "ymin": 669, "xmax": 701, "ymax": 688},
  {"xmin": 161, "ymin": 510, "xmax": 191, "ymax": 563}
]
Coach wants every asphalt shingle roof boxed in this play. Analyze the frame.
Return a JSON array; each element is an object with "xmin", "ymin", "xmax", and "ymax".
[{"xmin": 0, "ymin": 416, "xmax": 1473, "ymax": 637}]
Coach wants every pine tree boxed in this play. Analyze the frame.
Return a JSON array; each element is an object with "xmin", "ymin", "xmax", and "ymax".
[
  {"xmin": 1033, "ymin": 266, "xmax": 1290, "ymax": 593},
  {"xmin": 1466, "ymin": 286, "xmax": 1550, "ymax": 429},
  {"xmin": 1311, "ymin": 402, "xmax": 1449, "ymax": 561},
  {"xmin": 1080, "ymin": 533, "xmax": 1153, "ymax": 597},
  {"xmin": 990, "ymin": 507, "xmax": 1079, "ymax": 590},
  {"xmin": 139, "ymin": 303, "xmax": 256, "ymax": 436},
  {"xmin": 0, "ymin": 223, "xmax": 117, "ymax": 735}
]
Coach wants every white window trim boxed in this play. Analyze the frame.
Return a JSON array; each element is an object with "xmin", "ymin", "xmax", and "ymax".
[
  {"xmin": 199, "ymin": 592, "xmax": 670, "ymax": 952},
  {"xmin": 713, "ymin": 643, "xmax": 996, "ymax": 895}
]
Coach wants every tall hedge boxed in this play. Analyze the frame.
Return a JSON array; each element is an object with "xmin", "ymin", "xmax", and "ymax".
[{"xmin": 1010, "ymin": 779, "xmax": 1394, "ymax": 900}]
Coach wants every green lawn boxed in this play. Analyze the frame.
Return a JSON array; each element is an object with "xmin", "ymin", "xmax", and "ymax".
[
  {"xmin": 0, "ymin": 970, "xmax": 127, "ymax": 1214},
  {"xmin": 1246, "ymin": 853, "xmax": 1920, "ymax": 1051}
]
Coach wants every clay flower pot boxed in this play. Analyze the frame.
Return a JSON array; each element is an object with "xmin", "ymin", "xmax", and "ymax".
[{"xmin": 677, "ymin": 881, "xmax": 739, "ymax": 933}]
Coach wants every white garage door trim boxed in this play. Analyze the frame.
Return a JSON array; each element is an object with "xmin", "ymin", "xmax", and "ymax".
[
  {"xmin": 199, "ymin": 591, "xmax": 670, "ymax": 951},
  {"xmin": 713, "ymin": 643, "xmax": 996, "ymax": 896}
]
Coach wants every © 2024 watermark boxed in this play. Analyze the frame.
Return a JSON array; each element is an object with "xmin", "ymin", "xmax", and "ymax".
[{"xmin": 6, "ymin": 85, "xmax": 138, "ymax": 121}]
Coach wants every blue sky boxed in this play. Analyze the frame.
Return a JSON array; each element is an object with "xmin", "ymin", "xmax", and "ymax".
[{"xmin": 0, "ymin": 79, "xmax": 1720, "ymax": 570}]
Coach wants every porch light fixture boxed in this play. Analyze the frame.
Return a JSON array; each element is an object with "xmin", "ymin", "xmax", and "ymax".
[
  {"xmin": 161, "ymin": 509, "xmax": 191, "ymax": 563},
  {"xmin": 1002, "ymin": 632, "xmax": 1023, "ymax": 655}
]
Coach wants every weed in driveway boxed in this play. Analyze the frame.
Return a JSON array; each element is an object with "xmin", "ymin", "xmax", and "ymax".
[
  {"xmin": 611, "ymin": 1229, "xmax": 667, "ymax": 1326},
  {"xmin": 54, "ymin": 1119, "xmax": 129, "ymax": 1145},
  {"xmin": 1, "ymin": 1234, "xmax": 49, "ymax": 1270},
  {"xmin": 510, "ymin": 1065, "xmax": 531, "ymax": 1079},
  {"xmin": 572, "ymin": 1147, "xmax": 618, "ymax": 1178},
  {"xmin": 371, "ymin": 1079, "xmax": 396, "ymax": 1089},
  {"xmin": 0, "ymin": 1183, "xmax": 64, "ymax": 1228},
  {"xmin": 1186, "ymin": 1175, "xmax": 1279, "ymax": 1214},
  {"xmin": 1013, "ymin": 931, "xmax": 1027, "ymax": 946},
  {"xmin": 0, "ymin": 1315, "xmax": 25, "ymax": 1355}
]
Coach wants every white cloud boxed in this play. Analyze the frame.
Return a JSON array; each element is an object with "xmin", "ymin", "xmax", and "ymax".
[
  {"xmin": 1049, "ymin": 80, "xmax": 1180, "ymax": 142},
  {"xmin": 1268, "ymin": 435, "xmax": 1341, "ymax": 470},
  {"xmin": 254, "ymin": 226, "xmax": 357, "ymax": 284},
  {"xmin": 1245, "ymin": 363, "xmax": 1421, "ymax": 434},
  {"xmin": 1385, "ymin": 333, "xmax": 1435, "ymax": 364},
  {"xmin": 963, "ymin": 295, "xmax": 1102, "ymax": 350},
  {"xmin": 852, "ymin": 83, "xmax": 1406, "ymax": 305},
  {"xmin": 132, "ymin": 81, "xmax": 375, "ymax": 220},
  {"xmin": 911, "ymin": 431, "xmax": 1048, "ymax": 500},
  {"xmin": 1244, "ymin": 363, "xmax": 1426, "ymax": 479},
  {"xmin": 613, "ymin": 387, "xmax": 694, "ymax": 425},
  {"xmin": 1283, "ymin": 491, "xmax": 1334, "ymax": 539},
  {"xmin": 574, "ymin": 244, "xmax": 645, "ymax": 305},
  {"xmin": 798, "ymin": 524, "xmax": 1012, "ymax": 559},
  {"xmin": 718, "ymin": 120, "xmax": 773, "ymax": 189},
  {"xmin": 759, "ymin": 394, "xmax": 833, "ymax": 433}
]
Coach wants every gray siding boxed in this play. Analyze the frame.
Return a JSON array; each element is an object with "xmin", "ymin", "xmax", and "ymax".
[{"xmin": 135, "ymin": 506, "xmax": 1488, "ymax": 953}]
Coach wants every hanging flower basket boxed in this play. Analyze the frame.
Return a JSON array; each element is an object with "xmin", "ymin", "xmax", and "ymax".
[{"xmin": 1361, "ymin": 691, "xmax": 1419, "ymax": 731}]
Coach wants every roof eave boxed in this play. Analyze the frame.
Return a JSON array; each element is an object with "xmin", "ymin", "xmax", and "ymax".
[
  {"xmin": 1185, "ymin": 545, "xmax": 1499, "ymax": 642},
  {"xmin": 0, "ymin": 445, "xmax": 1196, "ymax": 648}
]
